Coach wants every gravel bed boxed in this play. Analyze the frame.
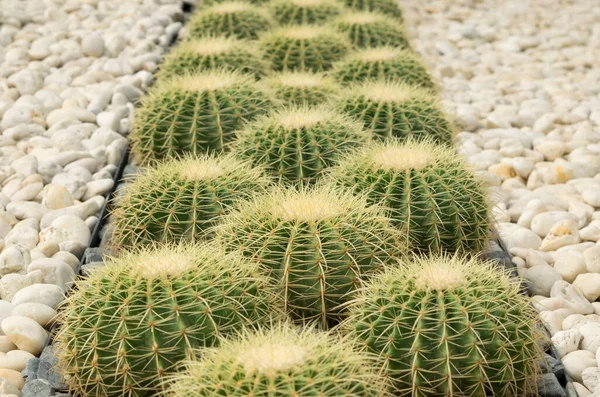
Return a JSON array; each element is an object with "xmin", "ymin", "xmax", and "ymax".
[
  {"xmin": 403, "ymin": 0, "xmax": 600, "ymax": 395},
  {"xmin": 0, "ymin": 0, "xmax": 187, "ymax": 395}
]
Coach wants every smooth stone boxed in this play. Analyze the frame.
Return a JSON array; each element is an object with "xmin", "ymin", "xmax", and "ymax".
[
  {"xmin": 550, "ymin": 280, "xmax": 595, "ymax": 314},
  {"xmin": 41, "ymin": 185, "xmax": 73, "ymax": 210},
  {"xmin": 540, "ymin": 310, "xmax": 563, "ymax": 336},
  {"xmin": 81, "ymin": 178, "xmax": 113, "ymax": 201},
  {"xmin": 0, "ymin": 301, "xmax": 13, "ymax": 324},
  {"xmin": 582, "ymin": 368, "xmax": 600, "ymax": 393},
  {"xmin": 563, "ymin": 350, "xmax": 598, "ymax": 383},
  {"xmin": 573, "ymin": 273, "xmax": 600, "ymax": 302},
  {"xmin": 0, "ymin": 350, "xmax": 33, "ymax": 372},
  {"xmin": 10, "ymin": 284, "xmax": 64, "ymax": 309},
  {"xmin": 574, "ymin": 382, "xmax": 592, "ymax": 397},
  {"xmin": 34, "ymin": 242, "xmax": 59, "ymax": 258},
  {"xmin": 584, "ymin": 245, "xmax": 600, "ymax": 273},
  {"xmin": 51, "ymin": 251, "xmax": 79, "ymax": 270},
  {"xmin": 0, "ymin": 246, "xmax": 30, "ymax": 276},
  {"xmin": 551, "ymin": 329, "xmax": 582, "ymax": 358},
  {"xmin": 531, "ymin": 211, "xmax": 577, "ymax": 237},
  {"xmin": 524, "ymin": 265, "xmax": 563, "ymax": 296},
  {"xmin": 554, "ymin": 251, "xmax": 587, "ymax": 283},
  {"xmin": 498, "ymin": 222, "xmax": 542, "ymax": 250},
  {"xmin": 0, "ymin": 274, "xmax": 33, "ymax": 302},
  {"xmin": 0, "ymin": 379, "xmax": 21, "ymax": 396},
  {"xmin": 46, "ymin": 108, "xmax": 96, "ymax": 128},
  {"xmin": 82, "ymin": 34, "xmax": 105, "ymax": 57},
  {"xmin": 27, "ymin": 259, "xmax": 74, "ymax": 291},
  {"xmin": 0, "ymin": 316, "xmax": 48, "ymax": 356},
  {"xmin": 39, "ymin": 214, "xmax": 91, "ymax": 246},
  {"xmin": 563, "ymin": 314, "xmax": 591, "ymax": 330},
  {"xmin": 579, "ymin": 322, "xmax": 600, "ymax": 353},
  {"xmin": 540, "ymin": 219, "xmax": 581, "ymax": 251},
  {"xmin": 0, "ymin": 336, "xmax": 17, "ymax": 353},
  {"xmin": 10, "ymin": 183, "xmax": 42, "ymax": 203},
  {"xmin": 11, "ymin": 303, "xmax": 56, "ymax": 328},
  {"xmin": 0, "ymin": 368, "xmax": 24, "ymax": 389}
]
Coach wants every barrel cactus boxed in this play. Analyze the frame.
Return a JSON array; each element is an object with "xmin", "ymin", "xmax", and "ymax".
[
  {"xmin": 345, "ymin": 254, "xmax": 547, "ymax": 396},
  {"xmin": 337, "ymin": 79, "xmax": 455, "ymax": 145},
  {"xmin": 329, "ymin": 139, "xmax": 490, "ymax": 253},
  {"xmin": 217, "ymin": 185, "xmax": 401, "ymax": 328},
  {"xmin": 342, "ymin": 0, "xmax": 402, "ymax": 19},
  {"xmin": 54, "ymin": 243, "xmax": 278, "ymax": 397},
  {"xmin": 111, "ymin": 154, "xmax": 271, "ymax": 250},
  {"xmin": 332, "ymin": 46, "xmax": 435, "ymax": 89},
  {"xmin": 131, "ymin": 70, "xmax": 272, "ymax": 164},
  {"xmin": 165, "ymin": 323, "xmax": 390, "ymax": 397},
  {"xmin": 333, "ymin": 11, "xmax": 410, "ymax": 49},
  {"xmin": 157, "ymin": 36, "xmax": 267, "ymax": 79},
  {"xmin": 234, "ymin": 106, "xmax": 369, "ymax": 184},
  {"xmin": 260, "ymin": 25, "xmax": 351, "ymax": 72},
  {"xmin": 187, "ymin": 2, "xmax": 272, "ymax": 40},
  {"xmin": 264, "ymin": 71, "xmax": 341, "ymax": 106},
  {"xmin": 269, "ymin": 0, "xmax": 344, "ymax": 25}
]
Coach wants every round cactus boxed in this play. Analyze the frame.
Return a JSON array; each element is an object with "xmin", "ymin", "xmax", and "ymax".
[
  {"xmin": 333, "ymin": 11, "xmax": 410, "ymax": 49},
  {"xmin": 346, "ymin": 254, "xmax": 547, "ymax": 396},
  {"xmin": 269, "ymin": 0, "xmax": 344, "ymax": 25},
  {"xmin": 337, "ymin": 79, "xmax": 455, "ymax": 144},
  {"xmin": 217, "ymin": 185, "xmax": 402, "ymax": 328},
  {"xmin": 332, "ymin": 46, "xmax": 435, "ymax": 89},
  {"xmin": 157, "ymin": 36, "xmax": 267, "ymax": 79},
  {"xmin": 187, "ymin": 2, "xmax": 272, "ymax": 40},
  {"xmin": 234, "ymin": 106, "xmax": 369, "ymax": 184},
  {"xmin": 329, "ymin": 139, "xmax": 491, "ymax": 253},
  {"xmin": 260, "ymin": 25, "xmax": 351, "ymax": 72},
  {"xmin": 54, "ymin": 243, "xmax": 278, "ymax": 397},
  {"xmin": 166, "ymin": 323, "xmax": 390, "ymax": 397},
  {"xmin": 342, "ymin": 0, "xmax": 402, "ymax": 18},
  {"xmin": 264, "ymin": 71, "xmax": 341, "ymax": 106},
  {"xmin": 111, "ymin": 154, "xmax": 271, "ymax": 250},
  {"xmin": 131, "ymin": 70, "xmax": 273, "ymax": 164}
]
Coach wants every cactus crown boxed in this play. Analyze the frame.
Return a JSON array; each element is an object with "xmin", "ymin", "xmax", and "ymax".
[
  {"xmin": 345, "ymin": 254, "xmax": 547, "ymax": 396},
  {"xmin": 216, "ymin": 184, "xmax": 402, "ymax": 327},
  {"xmin": 342, "ymin": 0, "xmax": 403, "ymax": 19},
  {"xmin": 234, "ymin": 105, "xmax": 369, "ymax": 183},
  {"xmin": 110, "ymin": 153, "xmax": 271, "ymax": 250},
  {"xmin": 338, "ymin": 10, "xmax": 379, "ymax": 24},
  {"xmin": 54, "ymin": 243, "xmax": 278, "ymax": 397},
  {"xmin": 329, "ymin": 138, "xmax": 491, "ymax": 253},
  {"xmin": 187, "ymin": 2, "xmax": 272, "ymax": 40},
  {"xmin": 165, "ymin": 323, "xmax": 390, "ymax": 396},
  {"xmin": 333, "ymin": 11, "xmax": 410, "ymax": 49},
  {"xmin": 269, "ymin": 0, "xmax": 344, "ymax": 25},
  {"xmin": 264, "ymin": 71, "xmax": 340, "ymax": 106}
]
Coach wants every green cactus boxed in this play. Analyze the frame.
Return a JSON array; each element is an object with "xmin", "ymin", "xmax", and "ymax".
[
  {"xmin": 269, "ymin": 0, "xmax": 344, "ymax": 25},
  {"xmin": 165, "ymin": 322, "xmax": 390, "ymax": 397},
  {"xmin": 329, "ymin": 139, "xmax": 491, "ymax": 253},
  {"xmin": 333, "ymin": 11, "xmax": 410, "ymax": 49},
  {"xmin": 187, "ymin": 2, "xmax": 272, "ymax": 40},
  {"xmin": 332, "ymin": 46, "xmax": 435, "ymax": 89},
  {"xmin": 216, "ymin": 184, "xmax": 402, "ymax": 328},
  {"xmin": 264, "ymin": 71, "xmax": 341, "ymax": 106},
  {"xmin": 260, "ymin": 25, "xmax": 351, "ymax": 72},
  {"xmin": 234, "ymin": 106, "xmax": 369, "ymax": 184},
  {"xmin": 342, "ymin": 0, "xmax": 402, "ymax": 19},
  {"xmin": 111, "ymin": 154, "xmax": 271, "ymax": 250},
  {"xmin": 345, "ymin": 254, "xmax": 547, "ymax": 396},
  {"xmin": 337, "ymin": 79, "xmax": 455, "ymax": 144},
  {"xmin": 131, "ymin": 70, "xmax": 273, "ymax": 164},
  {"xmin": 54, "ymin": 243, "xmax": 278, "ymax": 397},
  {"xmin": 157, "ymin": 36, "xmax": 267, "ymax": 79}
]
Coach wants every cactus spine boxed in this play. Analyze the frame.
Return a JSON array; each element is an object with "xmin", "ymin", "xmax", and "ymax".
[
  {"xmin": 264, "ymin": 71, "xmax": 341, "ymax": 106},
  {"xmin": 269, "ymin": 0, "xmax": 344, "ymax": 25},
  {"xmin": 346, "ymin": 254, "xmax": 547, "ymax": 396},
  {"xmin": 54, "ymin": 243, "xmax": 277, "ymax": 397},
  {"xmin": 216, "ymin": 185, "xmax": 402, "ymax": 328},
  {"xmin": 187, "ymin": 2, "xmax": 272, "ymax": 40},
  {"xmin": 333, "ymin": 11, "xmax": 410, "ymax": 49},
  {"xmin": 342, "ymin": 0, "xmax": 403, "ymax": 19},
  {"xmin": 329, "ymin": 139, "xmax": 491, "ymax": 253}
]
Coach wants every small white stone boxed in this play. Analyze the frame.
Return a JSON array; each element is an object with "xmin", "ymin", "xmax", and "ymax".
[
  {"xmin": 563, "ymin": 350, "xmax": 598, "ymax": 383},
  {"xmin": 582, "ymin": 367, "xmax": 600, "ymax": 393},
  {"xmin": 563, "ymin": 314, "xmax": 591, "ymax": 330},
  {"xmin": 550, "ymin": 280, "xmax": 595, "ymax": 314},
  {"xmin": 531, "ymin": 211, "xmax": 577, "ymax": 237},
  {"xmin": 553, "ymin": 251, "xmax": 587, "ymax": 283},
  {"xmin": 82, "ymin": 179, "xmax": 113, "ymax": 201},
  {"xmin": 82, "ymin": 34, "xmax": 105, "ymax": 57},
  {"xmin": 0, "ymin": 350, "xmax": 34, "ymax": 372},
  {"xmin": 39, "ymin": 214, "xmax": 91, "ymax": 246},
  {"xmin": 573, "ymin": 273, "xmax": 600, "ymax": 302},
  {"xmin": 551, "ymin": 328, "xmax": 582, "ymax": 358},
  {"xmin": 0, "ymin": 246, "xmax": 30, "ymax": 276},
  {"xmin": 0, "ymin": 274, "xmax": 33, "ymax": 302},
  {"xmin": 574, "ymin": 382, "xmax": 592, "ymax": 397},
  {"xmin": 0, "ymin": 316, "xmax": 48, "ymax": 356},
  {"xmin": 583, "ymin": 188, "xmax": 600, "ymax": 208},
  {"xmin": 0, "ymin": 368, "xmax": 24, "ymax": 389},
  {"xmin": 540, "ymin": 219, "xmax": 581, "ymax": 251},
  {"xmin": 579, "ymin": 322, "xmax": 600, "ymax": 353},
  {"xmin": 536, "ymin": 141, "xmax": 567, "ymax": 161},
  {"xmin": 11, "ymin": 303, "xmax": 56, "ymax": 328},
  {"xmin": 41, "ymin": 185, "xmax": 73, "ymax": 210},
  {"xmin": 498, "ymin": 222, "xmax": 542, "ymax": 250},
  {"xmin": 524, "ymin": 264, "xmax": 562, "ymax": 296},
  {"xmin": 10, "ymin": 284, "xmax": 64, "ymax": 309},
  {"xmin": 539, "ymin": 310, "xmax": 563, "ymax": 336}
]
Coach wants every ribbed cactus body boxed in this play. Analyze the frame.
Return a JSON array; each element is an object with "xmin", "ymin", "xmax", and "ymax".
[
  {"xmin": 347, "ymin": 255, "xmax": 547, "ymax": 396},
  {"xmin": 329, "ymin": 140, "xmax": 490, "ymax": 253},
  {"xmin": 343, "ymin": 0, "xmax": 402, "ymax": 19},
  {"xmin": 334, "ymin": 12, "xmax": 410, "ymax": 49},
  {"xmin": 265, "ymin": 71, "xmax": 340, "ymax": 106},
  {"xmin": 337, "ymin": 80, "xmax": 454, "ymax": 144},
  {"xmin": 158, "ymin": 36, "xmax": 266, "ymax": 78},
  {"xmin": 131, "ymin": 70, "xmax": 272, "ymax": 164},
  {"xmin": 234, "ymin": 106, "xmax": 368, "ymax": 184},
  {"xmin": 260, "ymin": 26, "xmax": 351, "ymax": 72},
  {"xmin": 217, "ymin": 185, "xmax": 401, "ymax": 328},
  {"xmin": 270, "ymin": 0, "xmax": 344, "ymax": 25},
  {"xmin": 166, "ymin": 323, "xmax": 390, "ymax": 397},
  {"xmin": 188, "ymin": 2, "xmax": 272, "ymax": 40},
  {"xmin": 54, "ymin": 244, "xmax": 276, "ymax": 397},
  {"xmin": 111, "ymin": 155, "xmax": 271, "ymax": 249},
  {"xmin": 333, "ymin": 47, "xmax": 434, "ymax": 89}
]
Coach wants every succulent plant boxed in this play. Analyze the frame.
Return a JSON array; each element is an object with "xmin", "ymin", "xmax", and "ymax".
[
  {"xmin": 110, "ymin": 154, "xmax": 271, "ymax": 250},
  {"xmin": 333, "ymin": 11, "xmax": 410, "ymax": 49},
  {"xmin": 264, "ymin": 71, "xmax": 341, "ymax": 106},
  {"xmin": 54, "ymin": 243, "xmax": 278, "ymax": 397},
  {"xmin": 345, "ymin": 254, "xmax": 547, "ymax": 396},
  {"xmin": 131, "ymin": 70, "xmax": 273, "ymax": 164},
  {"xmin": 216, "ymin": 184, "xmax": 402, "ymax": 328},
  {"xmin": 342, "ymin": 0, "xmax": 402, "ymax": 19},
  {"xmin": 187, "ymin": 2, "xmax": 272, "ymax": 40},
  {"xmin": 157, "ymin": 36, "xmax": 267, "ymax": 79},
  {"xmin": 269, "ymin": 0, "xmax": 344, "ymax": 25},
  {"xmin": 329, "ymin": 139, "xmax": 491, "ymax": 253},
  {"xmin": 260, "ymin": 25, "xmax": 351, "ymax": 72},
  {"xmin": 337, "ymin": 79, "xmax": 455, "ymax": 144},
  {"xmin": 332, "ymin": 46, "xmax": 435, "ymax": 89},
  {"xmin": 165, "ymin": 322, "xmax": 390, "ymax": 397},
  {"xmin": 234, "ymin": 106, "xmax": 369, "ymax": 184}
]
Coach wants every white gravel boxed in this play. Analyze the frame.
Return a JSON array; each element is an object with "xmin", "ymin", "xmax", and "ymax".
[
  {"xmin": 403, "ymin": 0, "xmax": 600, "ymax": 393},
  {"xmin": 0, "ymin": 0, "xmax": 185, "ymax": 391}
]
